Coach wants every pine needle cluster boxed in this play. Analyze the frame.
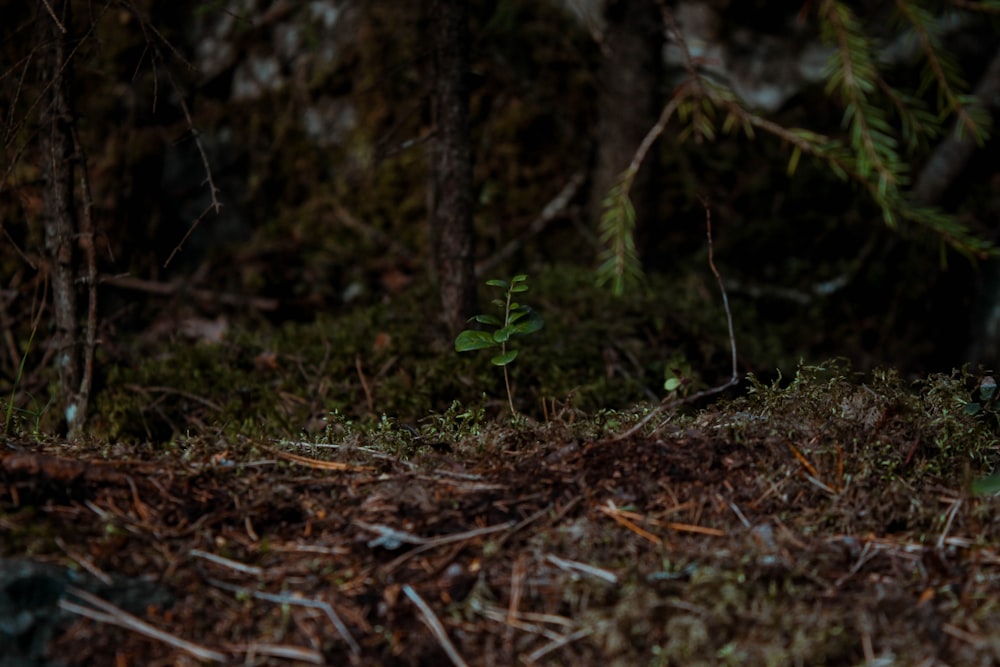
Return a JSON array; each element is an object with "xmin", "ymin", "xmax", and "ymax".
[{"xmin": 597, "ymin": 0, "xmax": 995, "ymax": 292}]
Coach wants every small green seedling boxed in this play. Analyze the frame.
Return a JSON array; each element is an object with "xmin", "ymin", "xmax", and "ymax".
[
  {"xmin": 455, "ymin": 275, "xmax": 543, "ymax": 415},
  {"xmin": 965, "ymin": 376, "xmax": 1000, "ymax": 495},
  {"xmin": 963, "ymin": 375, "xmax": 997, "ymax": 418}
]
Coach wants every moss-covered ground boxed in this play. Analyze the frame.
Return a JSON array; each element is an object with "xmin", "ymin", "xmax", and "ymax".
[{"xmin": 4, "ymin": 282, "xmax": 1000, "ymax": 665}]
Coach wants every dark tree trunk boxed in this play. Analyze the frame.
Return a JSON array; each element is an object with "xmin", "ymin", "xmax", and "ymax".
[
  {"xmin": 589, "ymin": 0, "xmax": 665, "ymax": 265},
  {"xmin": 429, "ymin": 0, "xmax": 476, "ymax": 336},
  {"xmin": 38, "ymin": 1, "xmax": 85, "ymax": 435}
]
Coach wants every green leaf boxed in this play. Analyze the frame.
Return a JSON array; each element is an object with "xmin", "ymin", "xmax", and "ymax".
[
  {"xmin": 486, "ymin": 279, "xmax": 508, "ymax": 289},
  {"xmin": 787, "ymin": 146, "xmax": 801, "ymax": 176},
  {"xmin": 963, "ymin": 401, "xmax": 982, "ymax": 416},
  {"xmin": 512, "ymin": 274, "xmax": 528, "ymax": 283},
  {"xmin": 664, "ymin": 377, "xmax": 682, "ymax": 392},
  {"xmin": 474, "ymin": 314, "xmax": 502, "ymax": 326},
  {"xmin": 510, "ymin": 284, "xmax": 529, "ymax": 293},
  {"xmin": 972, "ymin": 473, "xmax": 1000, "ymax": 496},
  {"xmin": 493, "ymin": 328, "xmax": 511, "ymax": 343},
  {"xmin": 455, "ymin": 330, "xmax": 498, "ymax": 352},
  {"xmin": 510, "ymin": 313, "xmax": 543, "ymax": 335},
  {"xmin": 491, "ymin": 349, "xmax": 518, "ymax": 366}
]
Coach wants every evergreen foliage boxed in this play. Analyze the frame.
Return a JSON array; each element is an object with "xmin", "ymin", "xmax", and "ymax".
[
  {"xmin": 597, "ymin": 0, "xmax": 996, "ymax": 292},
  {"xmin": 597, "ymin": 171, "xmax": 643, "ymax": 296}
]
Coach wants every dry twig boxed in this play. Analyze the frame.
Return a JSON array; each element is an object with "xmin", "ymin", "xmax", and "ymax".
[
  {"xmin": 475, "ymin": 172, "xmax": 584, "ymax": 277},
  {"xmin": 206, "ymin": 577, "xmax": 361, "ymax": 656},
  {"xmin": 61, "ymin": 587, "xmax": 226, "ymax": 663},
  {"xmin": 612, "ymin": 199, "xmax": 739, "ymax": 440},
  {"xmin": 403, "ymin": 584, "xmax": 469, "ymax": 667},
  {"xmin": 190, "ymin": 548, "xmax": 264, "ymax": 576}
]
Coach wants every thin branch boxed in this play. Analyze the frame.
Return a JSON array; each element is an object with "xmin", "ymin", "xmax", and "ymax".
[
  {"xmin": 206, "ymin": 577, "xmax": 361, "ymax": 656},
  {"xmin": 403, "ymin": 584, "xmax": 469, "ymax": 667},
  {"xmin": 101, "ymin": 274, "xmax": 278, "ymax": 311},
  {"xmin": 612, "ymin": 199, "xmax": 739, "ymax": 441},
  {"xmin": 382, "ymin": 519, "xmax": 516, "ymax": 572},
  {"xmin": 625, "ymin": 94, "xmax": 684, "ymax": 180},
  {"xmin": 476, "ymin": 171, "xmax": 584, "ymax": 277},
  {"xmin": 913, "ymin": 45, "xmax": 1000, "ymax": 204},
  {"xmin": 161, "ymin": 66, "xmax": 222, "ymax": 268},
  {"xmin": 61, "ymin": 587, "xmax": 227, "ymax": 663},
  {"xmin": 40, "ymin": 0, "xmax": 68, "ymax": 34},
  {"xmin": 525, "ymin": 628, "xmax": 593, "ymax": 663},
  {"xmin": 190, "ymin": 548, "xmax": 264, "ymax": 576},
  {"xmin": 334, "ymin": 201, "xmax": 417, "ymax": 261}
]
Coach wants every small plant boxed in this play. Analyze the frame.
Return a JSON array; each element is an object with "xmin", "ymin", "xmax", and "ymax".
[
  {"xmin": 4, "ymin": 325, "xmax": 46, "ymax": 436},
  {"xmin": 964, "ymin": 375, "xmax": 1000, "ymax": 495},
  {"xmin": 454, "ymin": 275, "xmax": 543, "ymax": 415},
  {"xmin": 963, "ymin": 375, "xmax": 997, "ymax": 419}
]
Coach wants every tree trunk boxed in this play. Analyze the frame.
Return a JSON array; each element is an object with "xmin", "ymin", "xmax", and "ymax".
[
  {"xmin": 38, "ymin": 1, "xmax": 85, "ymax": 435},
  {"xmin": 429, "ymin": 0, "xmax": 476, "ymax": 336},
  {"xmin": 589, "ymin": 0, "xmax": 665, "ymax": 265}
]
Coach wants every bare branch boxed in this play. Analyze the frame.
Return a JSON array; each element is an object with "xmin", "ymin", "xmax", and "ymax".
[
  {"xmin": 611, "ymin": 199, "xmax": 739, "ymax": 441},
  {"xmin": 39, "ymin": 0, "xmax": 68, "ymax": 34}
]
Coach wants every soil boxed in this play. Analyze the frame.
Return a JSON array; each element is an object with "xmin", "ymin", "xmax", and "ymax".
[{"xmin": 3, "ymin": 368, "xmax": 1000, "ymax": 666}]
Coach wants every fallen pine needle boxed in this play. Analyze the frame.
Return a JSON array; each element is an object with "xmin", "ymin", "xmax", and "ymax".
[
  {"xmin": 190, "ymin": 548, "xmax": 263, "ymax": 576},
  {"xmin": 403, "ymin": 584, "xmax": 469, "ymax": 667},
  {"xmin": 268, "ymin": 447, "xmax": 375, "ymax": 472},
  {"xmin": 784, "ymin": 439, "xmax": 821, "ymax": 479},
  {"xmin": 660, "ymin": 521, "xmax": 726, "ymax": 537},
  {"xmin": 61, "ymin": 587, "xmax": 226, "ymax": 663},
  {"xmin": 598, "ymin": 505, "xmax": 662, "ymax": 545},
  {"xmin": 599, "ymin": 502, "xmax": 725, "ymax": 539},
  {"xmin": 240, "ymin": 643, "xmax": 324, "ymax": 663},
  {"xmin": 545, "ymin": 554, "xmax": 618, "ymax": 584},
  {"xmin": 526, "ymin": 628, "xmax": 592, "ymax": 663},
  {"xmin": 206, "ymin": 577, "xmax": 360, "ymax": 656}
]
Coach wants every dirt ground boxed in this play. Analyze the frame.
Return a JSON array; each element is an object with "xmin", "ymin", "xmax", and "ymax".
[{"xmin": 2, "ymin": 368, "xmax": 1000, "ymax": 666}]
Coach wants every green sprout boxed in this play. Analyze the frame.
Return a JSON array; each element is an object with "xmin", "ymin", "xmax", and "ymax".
[
  {"xmin": 454, "ymin": 275, "xmax": 543, "ymax": 415},
  {"xmin": 966, "ymin": 375, "xmax": 1000, "ymax": 496}
]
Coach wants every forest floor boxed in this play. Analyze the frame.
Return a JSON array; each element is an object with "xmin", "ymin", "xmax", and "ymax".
[{"xmin": 3, "ymin": 366, "xmax": 1000, "ymax": 666}]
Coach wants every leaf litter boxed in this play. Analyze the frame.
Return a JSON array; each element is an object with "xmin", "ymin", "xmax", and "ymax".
[{"xmin": 2, "ymin": 364, "xmax": 1000, "ymax": 666}]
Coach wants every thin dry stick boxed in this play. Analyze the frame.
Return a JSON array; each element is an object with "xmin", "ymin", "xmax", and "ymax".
[
  {"xmin": 504, "ymin": 556, "xmax": 527, "ymax": 653},
  {"xmin": 613, "ymin": 200, "xmax": 739, "ymax": 441},
  {"xmin": 476, "ymin": 172, "xmax": 585, "ymax": 277},
  {"xmin": 382, "ymin": 520, "xmax": 516, "ymax": 572},
  {"xmin": 39, "ymin": 0, "xmax": 68, "ymax": 34},
  {"xmin": 235, "ymin": 643, "xmax": 323, "ymax": 663},
  {"xmin": 545, "ymin": 554, "xmax": 618, "ymax": 584},
  {"xmin": 189, "ymin": 548, "xmax": 264, "ymax": 576},
  {"xmin": 206, "ymin": 577, "xmax": 361, "ymax": 656},
  {"xmin": 101, "ymin": 274, "xmax": 279, "ymax": 311},
  {"xmin": 525, "ymin": 628, "xmax": 593, "ymax": 663},
  {"xmin": 356, "ymin": 354, "xmax": 374, "ymax": 412},
  {"xmin": 161, "ymin": 66, "xmax": 222, "ymax": 268},
  {"xmin": 61, "ymin": 587, "xmax": 226, "ymax": 663},
  {"xmin": 403, "ymin": 584, "xmax": 469, "ymax": 667}
]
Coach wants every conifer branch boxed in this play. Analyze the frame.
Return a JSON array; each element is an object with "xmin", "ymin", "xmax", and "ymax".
[
  {"xmin": 595, "ymin": 0, "xmax": 996, "ymax": 288},
  {"xmin": 894, "ymin": 0, "xmax": 985, "ymax": 144},
  {"xmin": 821, "ymin": 0, "xmax": 904, "ymax": 214}
]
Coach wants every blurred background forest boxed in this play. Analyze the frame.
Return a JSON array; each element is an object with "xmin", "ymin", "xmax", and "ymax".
[{"xmin": 2, "ymin": 0, "xmax": 1000, "ymax": 438}]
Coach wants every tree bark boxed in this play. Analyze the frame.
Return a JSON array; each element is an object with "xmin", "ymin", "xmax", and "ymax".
[
  {"xmin": 590, "ymin": 0, "xmax": 665, "ymax": 265},
  {"xmin": 38, "ymin": 1, "xmax": 85, "ymax": 435},
  {"xmin": 429, "ymin": 0, "xmax": 476, "ymax": 336}
]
